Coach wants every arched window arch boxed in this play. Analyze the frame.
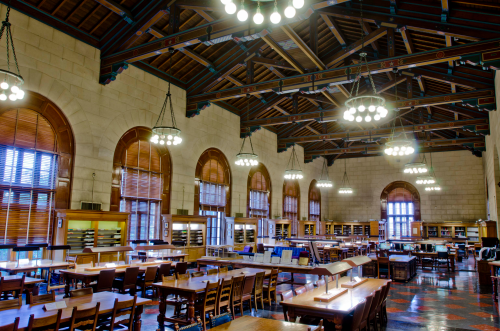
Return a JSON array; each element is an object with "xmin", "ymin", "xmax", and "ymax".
[
  {"xmin": 283, "ymin": 180, "xmax": 300, "ymax": 236},
  {"xmin": 308, "ymin": 180, "xmax": 321, "ymax": 232},
  {"xmin": 381, "ymin": 181, "xmax": 421, "ymax": 239},
  {"xmin": 195, "ymin": 148, "xmax": 231, "ymax": 245},
  {"xmin": 0, "ymin": 92, "xmax": 74, "ymax": 249},
  {"xmin": 247, "ymin": 163, "xmax": 272, "ymax": 238},
  {"xmin": 111, "ymin": 127, "xmax": 172, "ymax": 241}
]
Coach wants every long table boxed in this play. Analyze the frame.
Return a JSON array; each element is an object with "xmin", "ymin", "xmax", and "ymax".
[
  {"xmin": 362, "ymin": 255, "xmax": 417, "ymax": 282},
  {"xmin": 412, "ymin": 251, "xmax": 456, "ymax": 271},
  {"xmin": 1, "ymin": 275, "xmax": 43, "ymax": 298},
  {"xmin": 0, "ymin": 291, "xmax": 150, "ymax": 331},
  {"xmin": 210, "ymin": 316, "xmax": 309, "ymax": 331},
  {"xmin": 489, "ymin": 261, "xmax": 500, "ymax": 299},
  {"xmin": 280, "ymin": 277, "xmax": 389, "ymax": 330},
  {"xmin": 0, "ymin": 260, "xmax": 72, "ymax": 275},
  {"xmin": 154, "ymin": 267, "xmax": 271, "ymax": 328}
]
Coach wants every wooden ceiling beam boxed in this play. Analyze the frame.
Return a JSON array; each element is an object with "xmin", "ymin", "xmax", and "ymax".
[
  {"xmin": 253, "ymin": 57, "xmax": 301, "ymax": 72},
  {"xmin": 195, "ymin": 10, "xmax": 215, "ymax": 22},
  {"xmin": 94, "ymin": 0, "xmax": 132, "ymax": 19},
  {"xmin": 261, "ymin": 35, "xmax": 305, "ymax": 74},
  {"xmin": 320, "ymin": 14, "xmax": 346, "ymax": 47},
  {"xmin": 118, "ymin": 9, "xmax": 169, "ymax": 51},
  {"xmin": 376, "ymin": 76, "xmax": 406, "ymax": 94},
  {"xmin": 281, "ymin": 25, "xmax": 326, "ymax": 70},
  {"xmin": 360, "ymin": 21, "xmax": 381, "ymax": 53},
  {"xmin": 51, "ymin": 0, "xmax": 68, "ymax": 15},
  {"xmin": 399, "ymin": 26, "xmax": 415, "ymax": 54}
]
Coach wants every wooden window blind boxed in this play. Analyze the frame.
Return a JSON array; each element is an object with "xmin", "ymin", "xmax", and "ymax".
[
  {"xmin": 309, "ymin": 186, "xmax": 320, "ymax": 222},
  {"xmin": 0, "ymin": 109, "xmax": 57, "ymax": 244},
  {"xmin": 388, "ymin": 187, "xmax": 412, "ymax": 202},
  {"xmin": 120, "ymin": 140, "xmax": 162, "ymax": 240},
  {"xmin": 249, "ymin": 171, "xmax": 269, "ymax": 218}
]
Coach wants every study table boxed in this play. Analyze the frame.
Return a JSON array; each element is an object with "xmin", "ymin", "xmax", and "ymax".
[
  {"xmin": 154, "ymin": 267, "xmax": 271, "ymax": 328},
  {"xmin": 412, "ymin": 251, "xmax": 456, "ymax": 271},
  {"xmin": 0, "ymin": 260, "xmax": 72, "ymax": 275},
  {"xmin": 280, "ymin": 277, "xmax": 389, "ymax": 330},
  {"xmin": 0, "ymin": 291, "xmax": 150, "ymax": 331},
  {"xmin": 127, "ymin": 252, "xmax": 189, "ymax": 262},
  {"xmin": 489, "ymin": 261, "xmax": 500, "ymax": 299},
  {"xmin": 362, "ymin": 255, "xmax": 417, "ymax": 282},
  {"xmin": 210, "ymin": 315, "xmax": 310, "ymax": 331},
  {"xmin": 1, "ymin": 275, "xmax": 43, "ymax": 297}
]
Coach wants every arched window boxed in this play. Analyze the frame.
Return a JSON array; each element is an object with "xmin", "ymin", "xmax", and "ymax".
[
  {"xmin": 0, "ymin": 92, "xmax": 74, "ymax": 252},
  {"xmin": 308, "ymin": 180, "xmax": 321, "ymax": 233},
  {"xmin": 195, "ymin": 148, "xmax": 231, "ymax": 245},
  {"xmin": 247, "ymin": 163, "xmax": 271, "ymax": 238},
  {"xmin": 381, "ymin": 181, "xmax": 421, "ymax": 239},
  {"xmin": 112, "ymin": 127, "xmax": 171, "ymax": 241},
  {"xmin": 283, "ymin": 180, "xmax": 300, "ymax": 236}
]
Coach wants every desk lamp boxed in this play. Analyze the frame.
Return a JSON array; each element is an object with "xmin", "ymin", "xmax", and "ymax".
[
  {"xmin": 311, "ymin": 261, "xmax": 352, "ymax": 302},
  {"xmin": 13, "ymin": 246, "xmax": 39, "ymax": 267}
]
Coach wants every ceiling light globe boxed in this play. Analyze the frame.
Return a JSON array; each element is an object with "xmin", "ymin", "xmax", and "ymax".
[
  {"xmin": 343, "ymin": 110, "xmax": 350, "ymax": 120},
  {"xmin": 365, "ymin": 115, "xmax": 371, "ymax": 122},
  {"xmin": 8, "ymin": 94, "xmax": 16, "ymax": 101},
  {"xmin": 0, "ymin": 82, "xmax": 8, "ymax": 90},
  {"xmin": 225, "ymin": 2, "xmax": 237, "ymax": 14},
  {"xmin": 167, "ymin": 141, "xmax": 172, "ymax": 145},
  {"xmin": 16, "ymin": 90, "xmax": 24, "ymax": 99},
  {"xmin": 270, "ymin": 11, "xmax": 281, "ymax": 24},
  {"xmin": 0, "ymin": 94, "xmax": 6, "ymax": 101},
  {"xmin": 167, "ymin": 135, "xmax": 172, "ymax": 140},
  {"xmin": 398, "ymin": 151, "xmax": 404, "ymax": 156},
  {"xmin": 221, "ymin": 0, "xmax": 231, "ymax": 4},
  {"xmin": 11, "ymin": 86, "xmax": 19, "ymax": 93},
  {"xmin": 349, "ymin": 107, "xmax": 356, "ymax": 114},
  {"xmin": 358, "ymin": 105, "xmax": 366, "ymax": 112},
  {"xmin": 293, "ymin": 0, "xmax": 304, "ymax": 9},
  {"xmin": 356, "ymin": 116, "xmax": 362, "ymax": 122},
  {"xmin": 368, "ymin": 105, "xmax": 376, "ymax": 112},
  {"xmin": 394, "ymin": 146, "xmax": 399, "ymax": 152},
  {"xmin": 377, "ymin": 106, "xmax": 384, "ymax": 112},
  {"xmin": 374, "ymin": 114, "xmax": 380, "ymax": 121},
  {"xmin": 159, "ymin": 140, "xmax": 165, "ymax": 145},
  {"xmin": 284, "ymin": 5, "xmax": 296, "ymax": 18},
  {"xmin": 253, "ymin": 11, "xmax": 264, "ymax": 24},
  {"xmin": 401, "ymin": 146, "xmax": 406, "ymax": 151},
  {"xmin": 237, "ymin": 8, "xmax": 248, "ymax": 21}
]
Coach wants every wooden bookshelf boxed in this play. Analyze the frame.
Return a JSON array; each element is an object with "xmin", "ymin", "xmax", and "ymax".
[
  {"xmin": 422, "ymin": 222, "xmax": 484, "ymax": 243},
  {"xmin": 299, "ymin": 221, "xmax": 316, "ymax": 237},
  {"xmin": 227, "ymin": 217, "xmax": 258, "ymax": 251},
  {"xmin": 162, "ymin": 214, "xmax": 208, "ymax": 262},
  {"xmin": 274, "ymin": 219, "xmax": 292, "ymax": 240}
]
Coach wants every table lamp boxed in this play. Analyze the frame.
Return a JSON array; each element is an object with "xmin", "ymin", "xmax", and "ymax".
[
  {"xmin": 47, "ymin": 245, "xmax": 71, "ymax": 265},
  {"xmin": 13, "ymin": 246, "xmax": 40, "ymax": 267},
  {"xmin": 341, "ymin": 255, "xmax": 372, "ymax": 288},
  {"xmin": 311, "ymin": 261, "xmax": 352, "ymax": 302}
]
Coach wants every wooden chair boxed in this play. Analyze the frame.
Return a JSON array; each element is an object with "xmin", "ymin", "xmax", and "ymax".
[
  {"xmin": 377, "ymin": 283, "xmax": 391, "ymax": 326},
  {"xmin": 252, "ymin": 272, "xmax": 265, "ymax": 311},
  {"xmin": 209, "ymin": 312, "xmax": 232, "ymax": 328},
  {"xmin": 279, "ymin": 290, "xmax": 293, "ymax": 321},
  {"xmin": 194, "ymin": 281, "xmax": 219, "ymax": 329},
  {"xmin": 163, "ymin": 274, "xmax": 187, "ymax": 317},
  {"xmin": 162, "ymin": 275, "xmax": 176, "ymax": 281},
  {"xmin": 229, "ymin": 276, "xmax": 244, "ymax": 320},
  {"xmin": 70, "ymin": 287, "xmax": 93, "ymax": 298},
  {"xmin": 27, "ymin": 309, "xmax": 62, "ymax": 331},
  {"xmin": 176, "ymin": 273, "xmax": 190, "ymax": 280},
  {"xmin": 368, "ymin": 288, "xmax": 382, "ymax": 331},
  {"xmin": 0, "ymin": 297, "xmax": 21, "ymax": 311},
  {"xmin": 380, "ymin": 281, "xmax": 391, "ymax": 325},
  {"xmin": 436, "ymin": 252, "xmax": 451, "ymax": 272},
  {"xmin": 90, "ymin": 269, "xmax": 115, "ymax": 293},
  {"xmin": 68, "ymin": 302, "xmax": 100, "ymax": 331},
  {"xmin": 357, "ymin": 294, "xmax": 374, "ymax": 331},
  {"xmin": 207, "ymin": 268, "xmax": 217, "ymax": 275},
  {"xmin": 376, "ymin": 249, "xmax": 389, "ymax": 258},
  {"xmin": 348, "ymin": 299, "xmax": 366, "ymax": 331},
  {"xmin": 329, "ymin": 248, "xmax": 340, "ymax": 262},
  {"xmin": 218, "ymin": 266, "xmax": 228, "ymax": 273},
  {"xmin": 239, "ymin": 275, "xmax": 255, "ymax": 315},
  {"xmin": 174, "ymin": 262, "xmax": 188, "ymax": 275},
  {"xmin": 307, "ymin": 320, "xmax": 323, "ymax": 331},
  {"xmin": 191, "ymin": 271, "xmax": 205, "ymax": 278},
  {"xmin": 27, "ymin": 290, "xmax": 55, "ymax": 305},
  {"xmin": 113, "ymin": 267, "xmax": 139, "ymax": 294},
  {"xmin": 377, "ymin": 257, "xmax": 391, "ymax": 280},
  {"xmin": 262, "ymin": 269, "xmax": 278, "ymax": 306},
  {"xmin": 216, "ymin": 278, "xmax": 233, "ymax": 314},
  {"xmin": 0, "ymin": 317, "xmax": 19, "ymax": 331},
  {"xmin": 98, "ymin": 296, "xmax": 137, "ymax": 331},
  {"xmin": 0, "ymin": 275, "xmax": 25, "ymax": 299},
  {"xmin": 305, "ymin": 282, "xmax": 315, "ymax": 292},
  {"xmin": 174, "ymin": 317, "xmax": 202, "ymax": 331},
  {"xmin": 316, "ymin": 279, "xmax": 325, "ymax": 287},
  {"xmin": 156, "ymin": 264, "xmax": 172, "ymax": 282},
  {"xmin": 137, "ymin": 266, "xmax": 158, "ymax": 298},
  {"xmin": 294, "ymin": 286, "xmax": 307, "ymax": 296}
]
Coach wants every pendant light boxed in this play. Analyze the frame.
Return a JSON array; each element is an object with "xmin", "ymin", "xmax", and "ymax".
[
  {"xmin": 0, "ymin": 1, "xmax": 25, "ymax": 102},
  {"xmin": 284, "ymin": 145, "xmax": 303, "ymax": 180},
  {"xmin": 235, "ymin": 95, "xmax": 258, "ymax": 166},
  {"xmin": 339, "ymin": 158, "xmax": 353, "ymax": 194},
  {"xmin": 317, "ymin": 158, "xmax": 333, "ymax": 188},
  {"xmin": 404, "ymin": 154, "xmax": 428, "ymax": 174},
  {"xmin": 151, "ymin": 48, "xmax": 182, "ymax": 146},
  {"xmin": 418, "ymin": 152, "xmax": 440, "ymax": 190}
]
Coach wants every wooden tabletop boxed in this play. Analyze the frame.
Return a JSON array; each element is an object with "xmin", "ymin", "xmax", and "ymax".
[
  {"xmin": 1, "ymin": 275, "xmax": 43, "ymax": 285},
  {"xmin": 280, "ymin": 277, "xmax": 389, "ymax": 313},
  {"xmin": 0, "ymin": 292, "xmax": 150, "ymax": 331},
  {"xmin": 0, "ymin": 260, "xmax": 72, "ymax": 272},
  {"xmin": 489, "ymin": 261, "xmax": 500, "ymax": 266},
  {"xmin": 209, "ymin": 316, "xmax": 309, "ymax": 331},
  {"xmin": 368, "ymin": 255, "xmax": 416, "ymax": 262},
  {"xmin": 153, "ymin": 268, "xmax": 271, "ymax": 293},
  {"xmin": 60, "ymin": 262, "xmax": 173, "ymax": 277}
]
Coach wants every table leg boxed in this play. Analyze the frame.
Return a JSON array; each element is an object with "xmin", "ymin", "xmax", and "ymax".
[
  {"xmin": 333, "ymin": 312, "xmax": 345, "ymax": 330},
  {"xmin": 157, "ymin": 288, "xmax": 166, "ymax": 330},
  {"xmin": 134, "ymin": 305, "xmax": 143, "ymax": 331},
  {"xmin": 64, "ymin": 274, "xmax": 72, "ymax": 298},
  {"xmin": 187, "ymin": 292, "xmax": 196, "ymax": 324},
  {"xmin": 288, "ymin": 308, "xmax": 297, "ymax": 322}
]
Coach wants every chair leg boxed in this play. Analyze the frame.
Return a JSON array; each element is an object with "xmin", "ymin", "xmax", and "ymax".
[
  {"xmin": 240, "ymin": 301, "xmax": 244, "ymax": 316},
  {"xmin": 260, "ymin": 295, "xmax": 264, "ymax": 310}
]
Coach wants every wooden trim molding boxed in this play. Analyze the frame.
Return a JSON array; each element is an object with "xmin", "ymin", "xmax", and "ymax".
[
  {"xmin": 110, "ymin": 126, "xmax": 172, "ymax": 214},
  {"xmin": 194, "ymin": 148, "xmax": 232, "ymax": 216},
  {"xmin": 308, "ymin": 179, "xmax": 321, "ymax": 221},
  {"xmin": 380, "ymin": 181, "xmax": 421, "ymax": 220},
  {"xmin": 246, "ymin": 162, "xmax": 272, "ymax": 218}
]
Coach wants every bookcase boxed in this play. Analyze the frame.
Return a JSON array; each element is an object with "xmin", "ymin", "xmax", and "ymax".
[
  {"xmin": 275, "ymin": 219, "xmax": 292, "ymax": 240},
  {"xmin": 231, "ymin": 217, "xmax": 258, "ymax": 251},
  {"xmin": 321, "ymin": 222, "xmax": 371, "ymax": 237},
  {"xmin": 422, "ymin": 222, "xmax": 483, "ymax": 243},
  {"xmin": 299, "ymin": 221, "xmax": 316, "ymax": 237},
  {"xmin": 369, "ymin": 220, "xmax": 386, "ymax": 240},
  {"xmin": 162, "ymin": 214, "xmax": 208, "ymax": 262}
]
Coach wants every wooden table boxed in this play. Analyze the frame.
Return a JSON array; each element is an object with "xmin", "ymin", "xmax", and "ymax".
[
  {"xmin": 154, "ymin": 268, "xmax": 271, "ymax": 328},
  {"xmin": 280, "ymin": 277, "xmax": 389, "ymax": 330},
  {"xmin": 412, "ymin": 251, "xmax": 456, "ymax": 271},
  {"xmin": 363, "ymin": 255, "xmax": 417, "ymax": 282},
  {"xmin": 0, "ymin": 260, "xmax": 72, "ymax": 275},
  {"xmin": 210, "ymin": 316, "xmax": 309, "ymax": 331},
  {"xmin": 320, "ymin": 247, "xmax": 349, "ymax": 262},
  {"xmin": 489, "ymin": 261, "xmax": 500, "ymax": 298},
  {"xmin": 1, "ymin": 275, "xmax": 43, "ymax": 296},
  {"xmin": 0, "ymin": 291, "xmax": 150, "ymax": 331},
  {"xmin": 127, "ymin": 252, "xmax": 188, "ymax": 262}
]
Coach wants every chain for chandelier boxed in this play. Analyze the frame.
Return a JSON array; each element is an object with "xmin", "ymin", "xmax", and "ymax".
[
  {"xmin": 0, "ymin": 0, "xmax": 25, "ymax": 102},
  {"xmin": 404, "ymin": 109, "xmax": 428, "ymax": 173},
  {"xmin": 343, "ymin": 0, "xmax": 387, "ymax": 123},
  {"xmin": 235, "ymin": 95, "xmax": 259, "ymax": 166},
  {"xmin": 339, "ymin": 158, "xmax": 353, "ymax": 194},
  {"xmin": 417, "ymin": 152, "xmax": 440, "ymax": 190},
  {"xmin": 317, "ymin": 158, "xmax": 333, "ymax": 188},
  {"xmin": 284, "ymin": 145, "xmax": 303, "ymax": 180},
  {"xmin": 151, "ymin": 48, "xmax": 182, "ymax": 146}
]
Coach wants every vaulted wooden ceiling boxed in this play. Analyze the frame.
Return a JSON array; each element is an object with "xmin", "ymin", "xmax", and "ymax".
[{"xmin": 8, "ymin": 0, "xmax": 499, "ymax": 164}]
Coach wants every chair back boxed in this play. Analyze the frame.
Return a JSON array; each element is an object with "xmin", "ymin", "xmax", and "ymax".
[
  {"xmin": 360, "ymin": 294, "xmax": 374, "ymax": 322},
  {"xmin": 294, "ymin": 286, "xmax": 306, "ymax": 296},
  {"xmin": 157, "ymin": 263, "xmax": 172, "ymax": 281},
  {"xmin": 242, "ymin": 275, "xmax": 255, "ymax": 296},
  {"xmin": 0, "ymin": 297, "xmax": 21, "ymax": 311},
  {"xmin": 329, "ymin": 248, "xmax": 340, "ymax": 260},
  {"xmin": 305, "ymin": 282, "xmax": 315, "ymax": 292},
  {"xmin": 377, "ymin": 249, "xmax": 389, "ymax": 258},
  {"xmin": 143, "ymin": 266, "xmax": 158, "ymax": 282},
  {"xmin": 350, "ymin": 299, "xmax": 366, "ymax": 331},
  {"xmin": 176, "ymin": 273, "xmax": 190, "ymax": 280},
  {"xmin": 219, "ymin": 266, "xmax": 229, "ymax": 273},
  {"xmin": 243, "ymin": 246, "xmax": 253, "ymax": 253},
  {"xmin": 162, "ymin": 275, "xmax": 176, "ymax": 281},
  {"xmin": 191, "ymin": 271, "xmax": 205, "ymax": 278},
  {"xmin": 123, "ymin": 267, "xmax": 140, "ymax": 286},
  {"xmin": 437, "ymin": 251, "xmax": 449, "ymax": 259},
  {"xmin": 369, "ymin": 288, "xmax": 382, "ymax": 318},
  {"xmin": 267, "ymin": 269, "xmax": 279, "ymax": 290},
  {"xmin": 0, "ymin": 317, "xmax": 19, "ymax": 331},
  {"xmin": 231, "ymin": 276, "xmax": 244, "ymax": 302},
  {"xmin": 0, "ymin": 275, "xmax": 25, "ymax": 297},
  {"xmin": 217, "ymin": 278, "xmax": 233, "ymax": 311},
  {"xmin": 316, "ymin": 279, "xmax": 325, "ymax": 287},
  {"xmin": 28, "ymin": 291, "xmax": 55, "ymax": 305},
  {"xmin": 279, "ymin": 289, "xmax": 293, "ymax": 302},
  {"xmin": 175, "ymin": 262, "xmax": 188, "ymax": 275},
  {"xmin": 96, "ymin": 269, "xmax": 115, "ymax": 292},
  {"xmin": 68, "ymin": 302, "xmax": 100, "ymax": 331},
  {"xmin": 257, "ymin": 243, "xmax": 265, "ymax": 254},
  {"xmin": 174, "ymin": 318, "xmax": 203, "ymax": 331},
  {"xmin": 209, "ymin": 312, "xmax": 232, "ymax": 328},
  {"xmin": 207, "ymin": 268, "xmax": 217, "ymax": 275},
  {"xmin": 108, "ymin": 296, "xmax": 137, "ymax": 331},
  {"xmin": 379, "ymin": 284, "xmax": 389, "ymax": 305},
  {"xmin": 27, "ymin": 309, "xmax": 62, "ymax": 331},
  {"xmin": 70, "ymin": 287, "xmax": 93, "ymax": 298},
  {"xmin": 253, "ymin": 271, "xmax": 265, "ymax": 295},
  {"xmin": 202, "ymin": 281, "xmax": 220, "ymax": 311}
]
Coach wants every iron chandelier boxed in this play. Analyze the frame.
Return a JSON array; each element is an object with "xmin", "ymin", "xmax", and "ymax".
[
  {"xmin": 339, "ymin": 158, "xmax": 353, "ymax": 194},
  {"xmin": 236, "ymin": 96, "xmax": 259, "ymax": 167},
  {"xmin": 316, "ymin": 158, "xmax": 333, "ymax": 188},
  {"xmin": 284, "ymin": 145, "xmax": 303, "ymax": 180},
  {"xmin": 222, "ymin": 0, "xmax": 304, "ymax": 24}
]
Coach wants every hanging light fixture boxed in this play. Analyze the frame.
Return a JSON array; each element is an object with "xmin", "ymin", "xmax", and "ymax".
[
  {"xmin": 404, "ymin": 154, "xmax": 428, "ymax": 174},
  {"xmin": 236, "ymin": 96, "xmax": 259, "ymax": 166},
  {"xmin": 317, "ymin": 158, "xmax": 333, "ymax": 188},
  {"xmin": 151, "ymin": 48, "xmax": 182, "ymax": 146},
  {"xmin": 425, "ymin": 185, "xmax": 441, "ymax": 191},
  {"xmin": 284, "ymin": 145, "xmax": 303, "ymax": 180},
  {"xmin": 339, "ymin": 158, "xmax": 353, "ymax": 194},
  {"xmin": 343, "ymin": 0, "xmax": 387, "ymax": 123},
  {"xmin": 237, "ymin": 0, "xmax": 248, "ymax": 21},
  {"xmin": 418, "ymin": 152, "xmax": 440, "ymax": 190},
  {"xmin": 0, "ymin": 1, "xmax": 25, "ymax": 102},
  {"xmin": 224, "ymin": 0, "xmax": 298, "ymax": 23}
]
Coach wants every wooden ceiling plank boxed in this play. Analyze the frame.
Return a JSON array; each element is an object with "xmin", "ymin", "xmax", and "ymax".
[
  {"xmin": 261, "ymin": 35, "xmax": 305, "ymax": 74},
  {"xmin": 281, "ymin": 24, "xmax": 327, "ymax": 70},
  {"xmin": 94, "ymin": 0, "xmax": 132, "ymax": 18},
  {"xmin": 399, "ymin": 26, "xmax": 415, "ymax": 54},
  {"xmin": 37, "ymin": 0, "xmax": 49, "ymax": 9},
  {"xmin": 320, "ymin": 14, "xmax": 347, "ymax": 47},
  {"xmin": 90, "ymin": 11, "xmax": 113, "ymax": 35},
  {"xmin": 360, "ymin": 21, "xmax": 380, "ymax": 53},
  {"xmin": 377, "ymin": 76, "xmax": 406, "ymax": 94},
  {"xmin": 194, "ymin": 9, "xmax": 215, "ymax": 22},
  {"xmin": 253, "ymin": 57, "xmax": 300, "ymax": 72},
  {"xmin": 64, "ymin": 0, "xmax": 87, "ymax": 22},
  {"xmin": 51, "ymin": 0, "xmax": 68, "ymax": 15},
  {"xmin": 118, "ymin": 9, "xmax": 169, "ymax": 51},
  {"xmin": 78, "ymin": 4, "xmax": 101, "ymax": 29}
]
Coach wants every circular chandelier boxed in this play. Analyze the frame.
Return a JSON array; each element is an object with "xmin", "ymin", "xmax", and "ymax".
[
  {"xmin": 384, "ymin": 140, "xmax": 415, "ymax": 156},
  {"xmin": 416, "ymin": 176, "xmax": 436, "ymax": 185},
  {"xmin": 0, "ymin": 3, "xmax": 25, "ymax": 102},
  {"xmin": 425, "ymin": 185, "xmax": 441, "ymax": 191},
  {"xmin": 317, "ymin": 158, "xmax": 333, "ymax": 188},
  {"xmin": 338, "ymin": 158, "xmax": 353, "ymax": 194},
  {"xmin": 284, "ymin": 145, "xmax": 303, "ymax": 180},
  {"xmin": 151, "ymin": 48, "xmax": 182, "ymax": 146},
  {"xmin": 404, "ymin": 162, "xmax": 428, "ymax": 174},
  {"xmin": 223, "ymin": 0, "xmax": 304, "ymax": 24},
  {"xmin": 236, "ymin": 96, "xmax": 259, "ymax": 167}
]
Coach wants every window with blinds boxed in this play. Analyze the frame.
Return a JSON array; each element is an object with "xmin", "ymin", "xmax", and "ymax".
[
  {"xmin": 284, "ymin": 195, "xmax": 298, "ymax": 221},
  {"xmin": 387, "ymin": 188, "xmax": 414, "ymax": 239},
  {"xmin": 309, "ymin": 185, "xmax": 320, "ymax": 222},
  {"xmin": 249, "ymin": 171, "xmax": 268, "ymax": 218},
  {"xmin": 0, "ymin": 109, "xmax": 58, "ymax": 245},
  {"xmin": 120, "ymin": 140, "xmax": 162, "ymax": 240},
  {"xmin": 283, "ymin": 181, "xmax": 299, "ymax": 225}
]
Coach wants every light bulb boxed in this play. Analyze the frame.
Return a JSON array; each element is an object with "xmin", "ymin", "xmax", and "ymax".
[
  {"xmin": 8, "ymin": 94, "xmax": 16, "ymax": 101},
  {"xmin": 253, "ymin": 9, "xmax": 264, "ymax": 24},
  {"xmin": 0, "ymin": 82, "xmax": 8, "ymax": 90},
  {"xmin": 167, "ymin": 135, "xmax": 172, "ymax": 140},
  {"xmin": 401, "ymin": 146, "xmax": 406, "ymax": 151},
  {"xmin": 365, "ymin": 115, "xmax": 371, "ymax": 122},
  {"xmin": 270, "ymin": 10, "xmax": 281, "ymax": 24},
  {"xmin": 293, "ymin": 0, "xmax": 304, "ymax": 9},
  {"xmin": 349, "ymin": 107, "xmax": 356, "ymax": 114},
  {"xmin": 394, "ymin": 146, "xmax": 399, "ymax": 152},
  {"xmin": 343, "ymin": 111, "xmax": 350, "ymax": 120},
  {"xmin": 284, "ymin": 5, "xmax": 296, "ymax": 18},
  {"xmin": 374, "ymin": 114, "xmax": 380, "ymax": 121},
  {"xmin": 225, "ymin": 2, "xmax": 237, "ymax": 14},
  {"xmin": 358, "ymin": 105, "xmax": 366, "ymax": 112},
  {"xmin": 221, "ymin": 0, "xmax": 231, "ymax": 4},
  {"xmin": 356, "ymin": 116, "xmax": 362, "ymax": 122},
  {"xmin": 11, "ymin": 86, "xmax": 19, "ymax": 93},
  {"xmin": 159, "ymin": 140, "xmax": 165, "ymax": 145},
  {"xmin": 178, "ymin": 138, "xmax": 182, "ymax": 143},
  {"xmin": 237, "ymin": 8, "xmax": 248, "ymax": 21},
  {"xmin": 0, "ymin": 93, "xmax": 6, "ymax": 101},
  {"xmin": 16, "ymin": 89, "xmax": 24, "ymax": 99},
  {"xmin": 167, "ymin": 141, "xmax": 172, "ymax": 145},
  {"xmin": 399, "ymin": 151, "xmax": 404, "ymax": 156},
  {"xmin": 368, "ymin": 105, "xmax": 376, "ymax": 112}
]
